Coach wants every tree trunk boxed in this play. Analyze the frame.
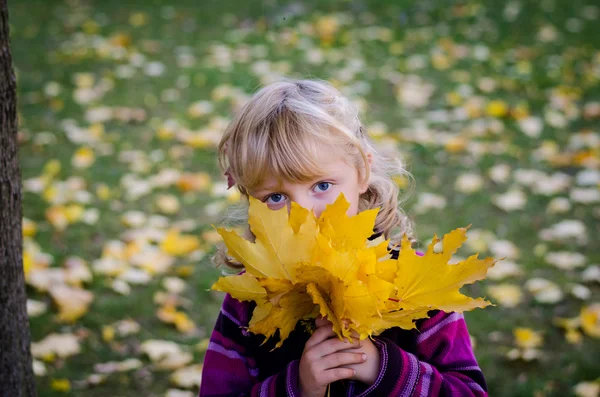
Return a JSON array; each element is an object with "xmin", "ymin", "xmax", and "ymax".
[{"xmin": 0, "ymin": 0, "xmax": 37, "ymax": 395}]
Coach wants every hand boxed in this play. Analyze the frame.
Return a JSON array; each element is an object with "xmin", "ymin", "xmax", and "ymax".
[
  {"xmin": 339, "ymin": 332, "xmax": 380, "ymax": 385},
  {"xmin": 316, "ymin": 318, "xmax": 381, "ymax": 386},
  {"xmin": 299, "ymin": 319, "xmax": 366, "ymax": 397}
]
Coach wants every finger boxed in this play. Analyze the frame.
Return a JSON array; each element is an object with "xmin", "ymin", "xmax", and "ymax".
[
  {"xmin": 319, "ymin": 352, "xmax": 366, "ymax": 371},
  {"xmin": 338, "ymin": 345, "xmax": 364, "ymax": 354},
  {"xmin": 311, "ymin": 336, "xmax": 362, "ymax": 357},
  {"xmin": 305, "ymin": 323, "xmax": 335, "ymax": 349},
  {"xmin": 315, "ymin": 316, "xmax": 331, "ymax": 328},
  {"xmin": 340, "ymin": 334, "xmax": 372, "ymax": 354},
  {"xmin": 319, "ymin": 367, "xmax": 356, "ymax": 385},
  {"xmin": 332, "ymin": 335, "xmax": 362, "ymax": 350}
]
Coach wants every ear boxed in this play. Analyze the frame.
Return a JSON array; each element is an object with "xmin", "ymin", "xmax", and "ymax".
[{"xmin": 359, "ymin": 153, "xmax": 373, "ymax": 194}]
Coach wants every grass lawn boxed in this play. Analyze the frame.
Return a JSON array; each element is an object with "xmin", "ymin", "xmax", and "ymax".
[{"xmin": 10, "ymin": 0, "xmax": 600, "ymax": 395}]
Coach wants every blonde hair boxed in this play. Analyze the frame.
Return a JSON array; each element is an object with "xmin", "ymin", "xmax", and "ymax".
[{"xmin": 214, "ymin": 78, "xmax": 415, "ymax": 269}]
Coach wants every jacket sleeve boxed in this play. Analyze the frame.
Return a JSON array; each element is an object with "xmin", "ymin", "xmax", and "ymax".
[
  {"xmin": 199, "ymin": 294, "xmax": 302, "ymax": 397},
  {"xmin": 352, "ymin": 311, "xmax": 488, "ymax": 397}
]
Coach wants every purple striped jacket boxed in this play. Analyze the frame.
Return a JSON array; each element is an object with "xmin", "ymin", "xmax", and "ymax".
[{"xmin": 200, "ymin": 247, "xmax": 488, "ymax": 396}]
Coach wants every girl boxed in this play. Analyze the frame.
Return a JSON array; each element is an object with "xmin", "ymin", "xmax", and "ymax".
[{"xmin": 200, "ymin": 79, "xmax": 487, "ymax": 397}]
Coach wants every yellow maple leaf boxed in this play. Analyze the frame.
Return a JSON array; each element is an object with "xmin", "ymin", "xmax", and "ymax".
[
  {"xmin": 356, "ymin": 307, "xmax": 433, "ymax": 340},
  {"xmin": 250, "ymin": 286, "xmax": 317, "ymax": 348},
  {"xmin": 213, "ymin": 272, "xmax": 267, "ymax": 303},
  {"xmin": 298, "ymin": 266, "xmax": 348, "ymax": 338},
  {"xmin": 212, "ymin": 193, "xmax": 495, "ymax": 347},
  {"xmin": 213, "ymin": 272, "xmax": 302, "ymax": 347},
  {"xmin": 306, "ymin": 281, "xmax": 346, "ymax": 337},
  {"xmin": 156, "ymin": 304, "xmax": 197, "ymax": 333},
  {"xmin": 215, "ymin": 198, "xmax": 316, "ymax": 280},
  {"xmin": 160, "ymin": 229, "xmax": 200, "ymax": 256},
  {"xmin": 48, "ymin": 285, "xmax": 94, "ymax": 323},
  {"xmin": 581, "ymin": 303, "xmax": 600, "ymax": 338},
  {"xmin": 514, "ymin": 327, "xmax": 543, "ymax": 349},
  {"xmin": 50, "ymin": 378, "xmax": 71, "ymax": 392},
  {"xmin": 390, "ymin": 229, "xmax": 495, "ymax": 313},
  {"xmin": 23, "ymin": 250, "xmax": 33, "ymax": 277},
  {"xmin": 318, "ymin": 195, "xmax": 379, "ymax": 251},
  {"xmin": 23, "ymin": 218, "xmax": 37, "ymax": 237}
]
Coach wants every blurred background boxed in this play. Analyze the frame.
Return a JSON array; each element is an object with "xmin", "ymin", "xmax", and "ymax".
[{"xmin": 10, "ymin": 0, "xmax": 600, "ymax": 395}]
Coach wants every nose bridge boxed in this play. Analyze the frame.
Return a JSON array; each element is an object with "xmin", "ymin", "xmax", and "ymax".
[
  {"xmin": 292, "ymin": 196, "xmax": 327, "ymax": 219},
  {"xmin": 290, "ymin": 193, "xmax": 314, "ymax": 213}
]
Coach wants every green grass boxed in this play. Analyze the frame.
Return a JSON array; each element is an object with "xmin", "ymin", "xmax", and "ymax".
[{"xmin": 10, "ymin": 0, "xmax": 600, "ymax": 396}]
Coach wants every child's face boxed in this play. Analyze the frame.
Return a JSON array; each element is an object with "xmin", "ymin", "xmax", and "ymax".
[{"xmin": 249, "ymin": 156, "xmax": 369, "ymax": 218}]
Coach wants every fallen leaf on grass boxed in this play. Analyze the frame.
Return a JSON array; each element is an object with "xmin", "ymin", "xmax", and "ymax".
[
  {"xmin": 140, "ymin": 339, "xmax": 193, "ymax": 369},
  {"xmin": 170, "ymin": 365, "xmax": 203, "ymax": 389},
  {"xmin": 49, "ymin": 284, "xmax": 94, "ymax": 322},
  {"xmin": 32, "ymin": 333, "xmax": 81, "ymax": 361}
]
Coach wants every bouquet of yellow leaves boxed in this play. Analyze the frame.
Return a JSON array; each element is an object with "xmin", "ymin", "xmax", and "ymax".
[{"xmin": 212, "ymin": 194, "xmax": 496, "ymax": 348}]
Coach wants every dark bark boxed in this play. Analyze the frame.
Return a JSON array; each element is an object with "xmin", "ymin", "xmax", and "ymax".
[{"xmin": 0, "ymin": 0, "xmax": 37, "ymax": 395}]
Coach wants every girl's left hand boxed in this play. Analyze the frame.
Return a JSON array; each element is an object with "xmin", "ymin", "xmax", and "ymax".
[{"xmin": 315, "ymin": 317, "xmax": 380, "ymax": 386}]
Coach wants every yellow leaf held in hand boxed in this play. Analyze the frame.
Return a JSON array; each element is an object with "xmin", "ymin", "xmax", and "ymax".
[
  {"xmin": 211, "ymin": 193, "xmax": 496, "ymax": 347},
  {"xmin": 390, "ymin": 229, "xmax": 495, "ymax": 313},
  {"xmin": 249, "ymin": 285, "xmax": 317, "ymax": 348},
  {"xmin": 317, "ymin": 195, "xmax": 379, "ymax": 251},
  {"xmin": 303, "ymin": 272, "xmax": 347, "ymax": 338},
  {"xmin": 215, "ymin": 199, "xmax": 316, "ymax": 280},
  {"xmin": 212, "ymin": 272, "xmax": 267, "ymax": 303}
]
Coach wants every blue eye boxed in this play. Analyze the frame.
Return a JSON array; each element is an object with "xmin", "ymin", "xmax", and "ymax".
[
  {"xmin": 315, "ymin": 182, "xmax": 331, "ymax": 192},
  {"xmin": 265, "ymin": 193, "xmax": 286, "ymax": 204}
]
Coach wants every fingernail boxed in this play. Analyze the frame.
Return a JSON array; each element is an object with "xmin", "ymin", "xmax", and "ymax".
[{"xmin": 361, "ymin": 353, "xmax": 367, "ymax": 362}]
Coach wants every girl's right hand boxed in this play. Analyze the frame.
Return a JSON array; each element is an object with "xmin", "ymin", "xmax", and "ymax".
[{"xmin": 298, "ymin": 319, "xmax": 366, "ymax": 397}]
